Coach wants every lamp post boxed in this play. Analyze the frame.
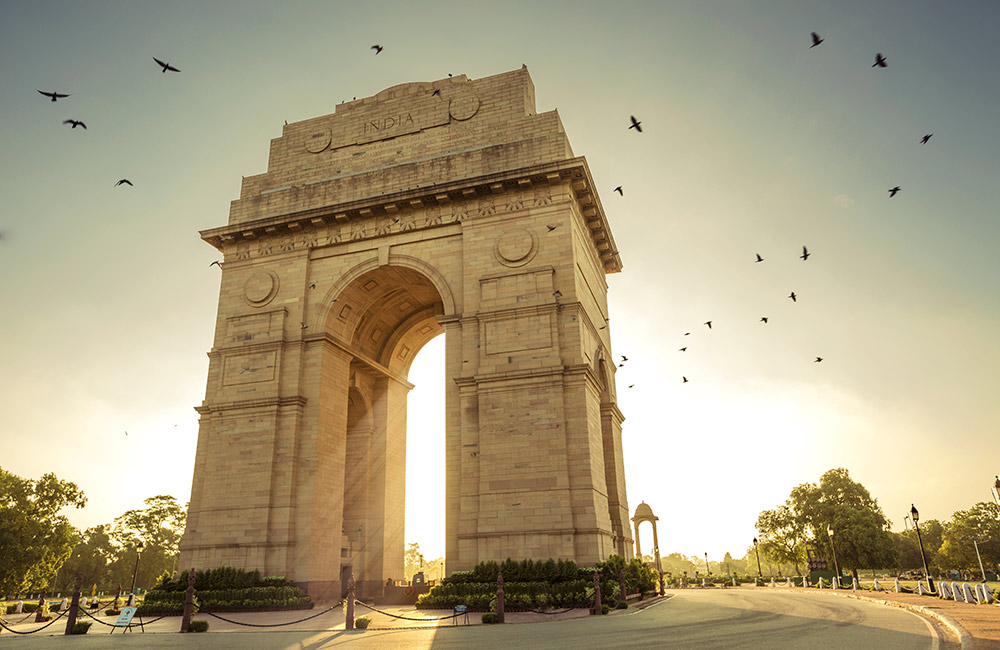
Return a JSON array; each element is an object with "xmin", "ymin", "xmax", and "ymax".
[
  {"xmin": 910, "ymin": 504, "xmax": 933, "ymax": 590},
  {"xmin": 960, "ymin": 536, "xmax": 988, "ymax": 581},
  {"xmin": 704, "ymin": 552, "xmax": 711, "ymax": 576},
  {"xmin": 129, "ymin": 541, "xmax": 144, "ymax": 597},
  {"xmin": 753, "ymin": 538, "xmax": 762, "ymax": 577},
  {"xmin": 827, "ymin": 525, "xmax": 841, "ymax": 587}
]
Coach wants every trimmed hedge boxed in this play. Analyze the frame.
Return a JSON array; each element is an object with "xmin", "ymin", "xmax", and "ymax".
[{"xmin": 139, "ymin": 585, "xmax": 312, "ymax": 615}]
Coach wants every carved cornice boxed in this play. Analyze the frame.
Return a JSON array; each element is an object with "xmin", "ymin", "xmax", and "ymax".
[
  {"xmin": 195, "ymin": 395, "xmax": 307, "ymax": 415},
  {"xmin": 201, "ymin": 157, "xmax": 622, "ymax": 274}
]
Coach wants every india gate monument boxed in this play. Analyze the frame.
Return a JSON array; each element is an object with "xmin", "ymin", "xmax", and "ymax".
[{"xmin": 179, "ymin": 67, "xmax": 632, "ymax": 600}]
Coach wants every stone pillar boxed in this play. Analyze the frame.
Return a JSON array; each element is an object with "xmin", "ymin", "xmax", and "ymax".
[
  {"xmin": 180, "ymin": 568, "xmax": 196, "ymax": 633},
  {"xmin": 633, "ymin": 521, "xmax": 642, "ymax": 558},
  {"xmin": 496, "ymin": 572, "xmax": 504, "ymax": 624},
  {"xmin": 15, "ymin": 601, "xmax": 23, "ymax": 614},
  {"xmin": 619, "ymin": 569, "xmax": 627, "ymax": 604},
  {"xmin": 64, "ymin": 574, "xmax": 82, "ymax": 635}
]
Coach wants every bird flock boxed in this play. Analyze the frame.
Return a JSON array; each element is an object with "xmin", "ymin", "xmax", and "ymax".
[
  {"xmin": 613, "ymin": 32, "xmax": 938, "ymax": 387},
  {"xmin": 36, "ymin": 56, "xmax": 187, "ymax": 188}
]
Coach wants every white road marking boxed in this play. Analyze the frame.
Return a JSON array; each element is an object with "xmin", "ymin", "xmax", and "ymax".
[{"xmin": 902, "ymin": 607, "xmax": 940, "ymax": 650}]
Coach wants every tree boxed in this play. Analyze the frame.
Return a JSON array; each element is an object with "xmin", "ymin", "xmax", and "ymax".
[
  {"xmin": 109, "ymin": 495, "xmax": 186, "ymax": 590},
  {"xmin": 789, "ymin": 468, "xmax": 898, "ymax": 581},
  {"xmin": 755, "ymin": 503, "xmax": 808, "ymax": 575},
  {"xmin": 0, "ymin": 468, "xmax": 86, "ymax": 595},
  {"xmin": 404, "ymin": 542, "xmax": 425, "ymax": 581},
  {"xmin": 54, "ymin": 525, "xmax": 116, "ymax": 592},
  {"xmin": 936, "ymin": 502, "xmax": 1000, "ymax": 577}
]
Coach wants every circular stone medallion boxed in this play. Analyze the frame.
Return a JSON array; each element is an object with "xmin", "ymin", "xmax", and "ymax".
[
  {"xmin": 448, "ymin": 94, "xmax": 481, "ymax": 121},
  {"xmin": 304, "ymin": 128, "xmax": 332, "ymax": 153},
  {"xmin": 244, "ymin": 270, "xmax": 279, "ymax": 306},
  {"xmin": 494, "ymin": 228, "xmax": 537, "ymax": 267}
]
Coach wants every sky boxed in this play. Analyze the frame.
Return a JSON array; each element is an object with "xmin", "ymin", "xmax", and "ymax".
[{"xmin": 1, "ymin": 0, "xmax": 998, "ymax": 566}]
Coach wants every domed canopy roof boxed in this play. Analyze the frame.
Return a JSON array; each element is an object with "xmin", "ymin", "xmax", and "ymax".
[{"xmin": 631, "ymin": 501, "xmax": 657, "ymax": 522}]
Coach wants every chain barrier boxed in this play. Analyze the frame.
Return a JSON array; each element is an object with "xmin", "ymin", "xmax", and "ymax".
[
  {"xmin": 0, "ymin": 608, "xmax": 68, "ymax": 635},
  {"xmin": 73, "ymin": 603, "xmax": 169, "ymax": 628},
  {"xmin": 354, "ymin": 600, "xmax": 464, "ymax": 622},
  {"xmin": 199, "ymin": 600, "xmax": 343, "ymax": 628}
]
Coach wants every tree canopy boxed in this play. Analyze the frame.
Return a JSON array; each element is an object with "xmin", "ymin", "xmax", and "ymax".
[{"xmin": 0, "ymin": 468, "xmax": 86, "ymax": 594}]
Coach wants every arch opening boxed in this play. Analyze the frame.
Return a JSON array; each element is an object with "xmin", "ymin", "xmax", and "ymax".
[{"xmin": 320, "ymin": 264, "xmax": 448, "ymax": 598}]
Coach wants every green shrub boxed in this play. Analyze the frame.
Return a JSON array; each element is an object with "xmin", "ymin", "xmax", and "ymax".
[
  {"xmin": 105, "ymin": 609, "xmax": 121, "ymax": 616},
  {"xmin": 601, "ymin": 604, "xmax": 610, "ymax": 615},
  {"xmin": 187, "ymin": 620, "xmax": 209, "ymax": 633},
  {"xmin": 481, "ymin": 612, "xmax": 499, "ymax": 624},
  {"xmin": 354, "ymin": 616, "xmax": 371, "ymax": 629},
  {"xmin": 616, "ymin": 601, "xmax": 628, "ymax": 609},
  {"xmin": 70, "ymin": 621, "xmax": 92, "ymax": 634}
]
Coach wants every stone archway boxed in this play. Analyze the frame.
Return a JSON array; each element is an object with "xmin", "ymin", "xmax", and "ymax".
[{"xmin": 179, "ymin": 67, "xmax": 633, "ymax": 601}]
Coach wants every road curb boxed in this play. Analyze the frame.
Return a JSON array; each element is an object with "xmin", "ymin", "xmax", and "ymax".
[{"xmin": 762, "ymin": 587, "xmax": 973, "ymax": 649}]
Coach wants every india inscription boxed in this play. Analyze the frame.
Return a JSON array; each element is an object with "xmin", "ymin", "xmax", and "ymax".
[{"xmin": 181, "ymin": 67, "xmax": 631, "ymax": 602}]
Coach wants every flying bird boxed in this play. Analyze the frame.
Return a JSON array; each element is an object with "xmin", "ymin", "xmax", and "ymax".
[
  {"xmin": 621, "ymin": 355, "xmax": 628, "ymax": 362},
  {"xmin": 309, "ymin": 282, "xmax": 316, "ymax": 289},
  {"xmin": 810, "ymin": 32, "xmax": 824, "ymax": 48},
  {"xmin": 789, "ymin": 292, "xmax": 797, "ymax": 302},
  {"xmin": 679, "ymin": 347, "xmax": 687, "ymax": 352},
  {"xmin": 872, "ymin": 53, "xmax": 887, "ymax": 68},
  {"xmin": 209, "ymin": 260, "xmax": 222, "ymax": 268},
  {"xmin": 628, "ymin": 384, "xmax": 635, "ymax": 388},
  {"xmin": 301, "ymin": 322, "xmax": 309, "ymax": 329},
  {"xmin": 814, "ymin": 357, "xmax": 823, "ymax": 363},
  {"xmin": 920, "ymin": 134, "xmax": 933, "ymax": 144},
  {"xmin": 371, "ymin": 44, "xmax": 384, "ymax": 55},
  {"xmin": 684, "ymin": 332, "xmax": 690, "ymax": 336},
  {"xmin": 800, "ymin": 246, "xmax": 810, "ymax": 261},
  {"xmin": 431, "ymin": 89, "xmax": 441, "ymax": 97},
  {"xmin": 38, "ymin": 90, "xmax": 70, "ymax": 102},
  {"xmin": 115, "ymin": 179, "xmax": 133, "ymax": 187},
  {"xmin": 613, "ymin": 186, "xmax": 623, "ymax": 196},
  {"xmin": 755, "ymin": 253, "xmax": 764, "ymax": 263},
  {"xmin": 553, "ymin": 290, "xmax": 563, "ymax": 297},
  {"xmin": 153, "ymin": 57, "xmax": 181, "ymax": 73},
  {"xmin": 889, "ymin": 186, "xmax": 901, "ymax": 197},
  {"xmin": 546, "ymin": 225, "xmax": 557, "ymax": 231},
  {"xmin": 628, "ymin": 115, "xmax": 643, "ymax": 132},
  {"xmin": 62, "ymin": 119, "xmax": 86, "ymax": 129},
  {"xmin": 760, "ymin": 317, "xmax": 768, "ymax": 324},
  {"xmin": 682, "ymin": 376, "xmax": 688, "ymax": 383},
  {"xmin": 704, "ymin": 321, "xmax": 712, "ymax": 329}
]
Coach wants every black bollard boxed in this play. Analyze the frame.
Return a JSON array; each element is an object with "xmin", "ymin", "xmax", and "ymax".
[
  {"xmin": 180, "ymin": 568, "xmax": 196, "ymax": 633},
  {"xmin": 346, "ymin": 574, "xmax": 355, "ymax": 630},
  {"xmin": 113, "ymin": 585, "xmax": 121, "ymax": 612},
  {"xmin": 64, "ymin": 574, "xmax": 83, "ymax": 635},
  {"xmin": 496, "ymin": 571, "xmax": 505, "ymax": 624},
  {"xmin": 592, "ymin": 571, "xmax": 602, "ymax": 615}
]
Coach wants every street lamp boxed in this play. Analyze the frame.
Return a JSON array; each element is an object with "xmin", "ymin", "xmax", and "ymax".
[
  {"xmin": 827, "ymin": 525, "xmax": 841, "ymax": 587},
  {"xmin": 910, "ymin": 504, "xmax": 934, "ymax": 591},
  {"xmin": 129, "ymin": 541, "xmax": 144, "ymax": 598},
  {"xmin": 959, "ymin": 536, "xmax": 988, "ymax": 582},
  {"xmin": 704, "ymin": 552, "xmax": 711, "ymax": 576},
  {"xmin": 753, "ymin": 537, "xmax": 762, "ymax": 577}
]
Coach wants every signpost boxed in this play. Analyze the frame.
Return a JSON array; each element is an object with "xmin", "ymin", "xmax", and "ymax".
[{"xmin": 111, "ymin": 606, "xmax": 141, "ymax": 634}]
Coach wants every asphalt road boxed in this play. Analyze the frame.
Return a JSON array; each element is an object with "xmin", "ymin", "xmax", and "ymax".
[{"xmin": 0, "ymin": 589, "xmax": 956, "ymax": 649}]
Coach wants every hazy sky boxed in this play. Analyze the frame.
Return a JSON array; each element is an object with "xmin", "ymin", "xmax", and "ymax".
[{"xmin": 2, "ymin": 0, "xmax": 998, "ymax": 565}]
